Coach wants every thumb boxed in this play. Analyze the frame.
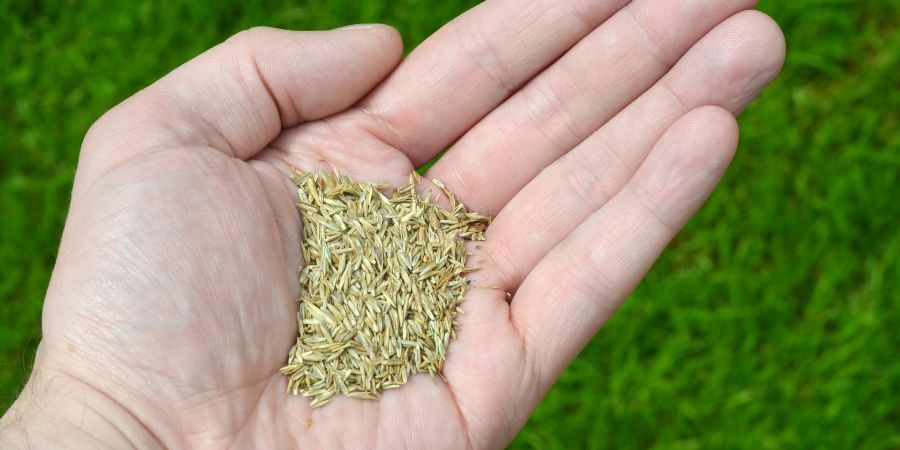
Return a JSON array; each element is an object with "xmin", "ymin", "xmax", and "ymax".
[{"xmin": 80, "ymin": 25, "xmax": 403, "ymax": 176}]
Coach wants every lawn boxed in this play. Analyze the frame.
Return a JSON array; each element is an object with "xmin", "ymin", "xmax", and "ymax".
[{"xmin": 2, "ymin": 0, "xmax": 898, "ymax": 448}]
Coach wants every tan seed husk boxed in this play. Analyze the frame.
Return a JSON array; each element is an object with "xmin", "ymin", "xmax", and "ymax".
[{"xmin": 281, "ymin": 171, "xmax": 490, "ymax": 407}]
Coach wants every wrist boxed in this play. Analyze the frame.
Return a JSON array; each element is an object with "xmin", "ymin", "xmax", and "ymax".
[{"xmin": 0, "ymin": 348, "xmax": 161, "ymax": 449}]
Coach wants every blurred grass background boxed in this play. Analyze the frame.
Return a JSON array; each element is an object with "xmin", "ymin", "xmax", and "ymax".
[{"xmin": 1, "ymin": 0, "xmax": 898, "ymax": 448}]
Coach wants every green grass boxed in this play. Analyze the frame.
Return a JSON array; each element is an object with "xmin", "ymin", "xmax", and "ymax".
[{"xmin": 2, "ymin": 0, "xmax": 898, "ymax": 448}]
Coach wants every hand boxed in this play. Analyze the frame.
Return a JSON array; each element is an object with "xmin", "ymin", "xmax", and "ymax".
[{"xmin": 0, "ymin": 1, "xmax": 784, "ymax": 448}]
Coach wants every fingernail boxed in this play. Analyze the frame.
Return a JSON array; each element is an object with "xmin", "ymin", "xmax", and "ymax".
[{"xmin": 335, "ymin": 23, "xmax": 383, "ymax": 31}]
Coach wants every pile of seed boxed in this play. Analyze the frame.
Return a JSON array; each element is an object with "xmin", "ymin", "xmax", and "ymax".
[{"xmin": 280, "ymin": 171, "xmax": 490, "ymax": 407}]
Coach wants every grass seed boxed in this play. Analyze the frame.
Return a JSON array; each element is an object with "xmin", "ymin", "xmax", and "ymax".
[{"xmin": 281, "ymin": 171, "xmax": 490, "ymax": 407}]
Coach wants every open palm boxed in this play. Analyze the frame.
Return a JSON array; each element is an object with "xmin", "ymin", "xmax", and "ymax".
[{"xmin": 12, "ymin": 1, "xmax": 784, "ymax": 449}]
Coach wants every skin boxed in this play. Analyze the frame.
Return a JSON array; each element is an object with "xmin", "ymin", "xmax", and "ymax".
[{"xmin": 0, "ymin": 1, "xmax": 785, "ymax": 448}]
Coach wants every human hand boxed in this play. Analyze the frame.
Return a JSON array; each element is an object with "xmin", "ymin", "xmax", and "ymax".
[{"xmin": 0, "ymin": 1, "xmax": 784, "ymax": 448}]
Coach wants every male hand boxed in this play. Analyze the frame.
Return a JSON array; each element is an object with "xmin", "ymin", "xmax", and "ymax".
[{"xmin": 0, "ymin": 1, "xmax": 784, "ymax": 448}]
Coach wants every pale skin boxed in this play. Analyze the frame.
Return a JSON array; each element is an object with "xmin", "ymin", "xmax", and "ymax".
[{"xmin": 0, "ymin": 1, "xmax": 785, "ymax": 448}]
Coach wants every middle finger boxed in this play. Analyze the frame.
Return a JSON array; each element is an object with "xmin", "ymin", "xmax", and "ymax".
[{"xmin": 427, "ymin": 0, "xmax": 757, "ymax": 214}]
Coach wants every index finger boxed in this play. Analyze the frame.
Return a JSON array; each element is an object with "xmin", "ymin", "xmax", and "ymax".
[{"xmin": 355, "ymin": 0, "xmax": 632, "ymax": 166}]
